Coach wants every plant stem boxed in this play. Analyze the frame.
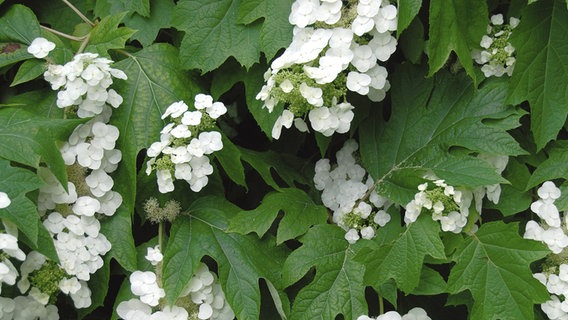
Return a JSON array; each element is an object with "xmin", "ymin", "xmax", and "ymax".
[
  {"xmin": 158, "ymin": 222, "xmax": 163, "ymax": 252},
  {"xmin": 62, "ymin": 0, "xmax": 94, "ymax": 27},
  {"xmin": 379, "ymin": 294, "xmax": 384, "ymax": 315},
  {"xmin": 76, "ymin": 32, "xmax": 90, "ymax": 54},
  {"xmin": 40, "ymin": 25, "xmax": 86, "ymax": 42}
]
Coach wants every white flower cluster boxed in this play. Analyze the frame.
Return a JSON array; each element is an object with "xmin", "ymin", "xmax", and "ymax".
[
  {"xmin": 0, "ymin": 295, "xmax": 58, "ymax": 320},
  {"xmin": 535, "ymin": 264, "xmax": 568, "ymax": 320},
  {"xmin": 522, "ymin": 181, "xmax": 568, "ymax": 319},
  {"xmin": 524, "ymin": 181, "xmax": 568, "ymax": 254},
  {"xmin": 357, "ymin": 307, "xmax": 431, "ymax": 320},
  {"xmin": 314, "ymin": 140, "xmax": 391, "ymax": 243},
  {"xmin": 146, "ymin": 94, "xmax": 227, "ymax": 193},
  {"xmin": 117, "ymin": 249, "xmax": 234, "ymax": 320},
  {"xmin": 472, "ymin": 14, "xmax": 519, "ymax": 77},
  {"xmin": 0, "ymin": 218, "xmax": 26, "ymax": 294},
  {"xmin": 258, "ymin": 0, "xmax": 398, "ymax": 139},
  {"xmin": 404, "ymin": 179, "xmax": 472, "ymax": 234},
  {"xmin": 44, "ymin": 52, "xmax": 126, "ymax": 119},
  {"xmin": 15, "ymin": 39, "xmax": 127, "ymax": 310},
  {"xmin": 178, "ymin": 263, "xmax": 234, "ymax": 320}
]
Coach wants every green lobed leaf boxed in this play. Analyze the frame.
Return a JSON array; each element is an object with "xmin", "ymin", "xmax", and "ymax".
[
  {"xmin": 507, "ymin": 0, "xmax": 568, "ymax": 150},
  {"xmin": 0, "ymin": 108, "xmax": 84, "ymax": 187},
  {"xmin": 10, "ymin": 59, "xmax": 46, "ymax": 87},
  {"xmin": 172, "ymin": 0, "xmax": 261, "ymax": 73},
  {"xmin": 94, "ymin": 0, "xmax": 174, "ymax": 47},
  {"xmin": 85, "ymin": 12, "xmax": 136, "ymax": 57},
  {"xmin": 397, "ymin": 0, "xmax": 423, "ymax": 36},
  {"xmin": 281, "ymin": 224, "xmax": 367, "ymax": 319},
  {"xmin": 120, "ymin": 0, "xmax": 150, "ymax": 17},
  {"xmin": 236, "ymin": 0, "xmax": 293, "ymax": 61},
  {"xmin": 526, "ymin": 136, "xmax": 568, "ymax": 189},
  {"xmin": 360, "ymin": 64, "xmax": 525, "ymax": 205},
  {"xmin": 123, "ymin": 0, "xmax": 174, "ymax": 47},
  {"xmin": 162, "ymin": 196, "xmax": 290, "ymax": 319},
  {"xmin": 0, "ymin": 4, "xmax": 41, "ymax": 44},
  {"xmin": 228, "ymin": 188, "xmax": 328, "ymax": 244},
  {"xmin": 427, "ymin": 0, "xmax": 487, "ymax": 82},
  {"xmin": 0, "ymin": 159, "xmax": 43, "ymax": 245},
  {"xmin": 355, "ymin": 214, "xmax": 446, "ymax": 293},
  {"xmin": 239, "ymin": 147, "xmax": 311, "ymax": 190},
  {"xmin": 447, "ymin": 221, "xmax": 550, "ymax": 320}
]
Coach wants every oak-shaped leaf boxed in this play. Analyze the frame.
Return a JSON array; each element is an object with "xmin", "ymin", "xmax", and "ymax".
[
  {"xmin": 172, "ymin": 0, "xmax": 261, "ymax": 73},
  {"xmin": 447, "ymin": 221, "xmax": 550, "ymax": 320},
  {"xmin": 282, "ymin": 224, "xmax": 367, "ymax": 319},
  {"xmin": 228, "ymin": 188, "xmax": 328, "ymax": 244},
  {"xmin": 360, "ymin": 64, "xmax": 525, "ymax": 205},
  {"xmin": 355, "ymin": 214, "xmax": 445, "ymax": 293},
  {"xmin": 162, "ymin": 196, "xmax": 290, "ymax": 319}
]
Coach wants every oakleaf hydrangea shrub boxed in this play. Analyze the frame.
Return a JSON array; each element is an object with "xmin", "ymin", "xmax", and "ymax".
[{"xmin": 0, "ymin": 0, "xmax": 566, "ymax": 319}]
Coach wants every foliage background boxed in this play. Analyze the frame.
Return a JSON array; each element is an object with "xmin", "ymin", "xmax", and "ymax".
[{"xmin": 1, "ymin": 0, "xmax": 568, "ymax": 319}]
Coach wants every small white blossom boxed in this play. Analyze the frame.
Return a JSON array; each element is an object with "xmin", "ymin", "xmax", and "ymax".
[{"xmin": 27, "ymin": 37, "xmax": 56, "ymax": 58}]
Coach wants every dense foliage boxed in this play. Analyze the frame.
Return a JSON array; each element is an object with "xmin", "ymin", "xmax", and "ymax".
[{"xmin": 0, "ymin": 0, "xmax": 568, "ymax": 319}]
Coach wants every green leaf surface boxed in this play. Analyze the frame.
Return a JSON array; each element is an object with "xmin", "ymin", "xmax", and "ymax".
[
  {"xmin": 162, "ymin": 196, "xmax": 289, "ymax": 319},
  {"xmin": 355, "ymin": 215, "xmax": 446, "ymax": 293},
  {"xmin": 399, "ymin": 17, "xmax": 425, "ymax": 64},
  {"xmin": 239, "ymin": 147, "xmax": 311, "ymax": 190},
  {"xmin": 109, "ymin": 43, "xmax": 200, "ymax": 270},
  {"xmin": 0, "ymin": 4, "xmax": 41, "ymax": 43},
  {"xmin": 507, "ymin": 0, "xmax": 568, "ymax": 150},
  {"xmin": 229, "ymin": 188, "xmax": 328, "ymax": 244},
  {"xmin": 427, "ymin": 0, "xmax": 487, "ymax": 82},
  {"xmin": 0, "ymin": 43, "xmax": 32, "ymax": 69},
  {"xmin": 527, "ymin": 139, "xmax": 568, "ymax": 189},
  {"xmin": 172, "ymin": 0, "xmax": 261, "ymax": 72},
  {"xmin": 0, "ymin": 108, "xmax": 84, "ymax": 187},
  {"xmin": 123, "ymin": 0, "xmax": 174, "ymax": 47},
  {"xmin": 397, "ymin": 0, "xmax": 423, "ymax": 36},
  {"xmin": 29, "ymin": 0, "xmax": 88, "ymax": 34},
  {"xmin": 85, "ymin": 12, "xmax": 136, "ymax": 56},
  {"xmin": 94, "ymin": 0, "xmax": 174, "ymax": 47},
  {"xmin": 0, "ymin": 159, "xmax": 43, "ymax": 245},
  {"xmin": 281, "ymin": 224, "xmax": 367, "ymax": 319},
  {"xmin": 447, "ymin": 221, "xmax": 550, "ymax": 320},
  {"xmin": 120, "ymin": 0, "xmax": 150, "ymax": 17},
  {"xmin": 10, "ymin": 59, "xmax": 45, "ymax": 87},
  {"xmin": 411, "ymin": 265, "xmax": 447, "ymax": 295},
  {"xmin": 236, "ymin": 0, "xmax": 293, "ymax": 60},
  {"xmin": 215, "ymin": 134, "xmax": 246, "ymax": 188},
  {"xmin": 360, "ymin": 64, "xmax": 525, "ymax": 205},
  {"xmin": 100, "ymin": 206, "xmax": 137, "ymax": 272}
]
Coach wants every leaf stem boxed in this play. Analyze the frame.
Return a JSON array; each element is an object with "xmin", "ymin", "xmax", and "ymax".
[
  {"xmin": 62, "ymin": 0, "xmax": 94, "ymax": 27},
  {"xmin": 379, "ymin": 294, "xmax": 384, "ymax": 315},
  {"xmin": 40, "ymin": 25, "xmax": 86, "ymax": 42}
]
